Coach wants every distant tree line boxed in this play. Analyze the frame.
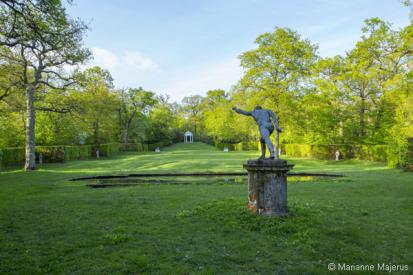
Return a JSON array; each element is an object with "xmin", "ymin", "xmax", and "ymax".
[
  {"xmin": 0, "ymin": 0, "xmax": 412, "ymax": 170},
  {"xmin": 178, "ymin": 15, "xmax": 413, "ymax": 168}
]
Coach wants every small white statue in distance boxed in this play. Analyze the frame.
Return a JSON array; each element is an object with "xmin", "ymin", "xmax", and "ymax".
[
  {"xmin": 335, "ymin": 150, "xmax": 340, "ymax": 161},
  {"xmin": 155, "ymin": 147, "xmax": 161, "ymax": 153},
  {"xmin": 223, "ymin": 147, "xmax": 229, "ymax": 152}
]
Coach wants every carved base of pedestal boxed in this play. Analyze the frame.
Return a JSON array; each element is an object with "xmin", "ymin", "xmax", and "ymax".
[{"xmin": 244, "ymin": 159, "xmax": 294, "ymax": 217}]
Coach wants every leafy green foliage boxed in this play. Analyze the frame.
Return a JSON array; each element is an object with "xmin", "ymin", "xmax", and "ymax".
[
  {"xmin": 1, "ymin": 3, "xmax": 412, "ymax": 169},
  {"xmin": 283, "ymin": 143, "xmax": 389, "ymax": 162},
  {"xmin": 0, "ymin": 0, "xmax": 92, "ymax": 170},
  {"xmin": 169, "ymin": 19, "xmax": 412, "ymax": 168},
  {"xmin": 0, "ymin": 142, "xmax": 174, "ymax": 168}
]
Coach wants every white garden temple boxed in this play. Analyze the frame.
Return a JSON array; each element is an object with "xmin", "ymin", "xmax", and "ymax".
[{"xmin": 184, "ymin": 131, "xmax": 193, "ymax": 143}]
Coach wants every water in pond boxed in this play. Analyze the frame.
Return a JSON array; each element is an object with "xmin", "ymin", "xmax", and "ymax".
[{"xmin": 84, "ymin": 175, "xmax": 329, "ymax": 188}]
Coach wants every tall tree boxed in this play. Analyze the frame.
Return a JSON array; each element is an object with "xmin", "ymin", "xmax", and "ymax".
[
  {"xmin": 238, "ymin": 27, "xmax": 318, "ymax": 142},
  {"xmin": 303, "ymin": 56, "xmax": 349, "ymax": 144},
  {"xmin": 202, "ymin": 90, "xmax": 240, "ymax": 143},
  {"xmin": 74, "ymin": 67, "xmax": 116, "ymax": 147},
  {"xmin": 117, "ymin": 87, "xmax": 156, "ymax": 148},
  {"xmin": 341, "ymin": 18, "xmax": 413, "ymax": 143},
  {"xmin": 181, "ymin": 95, "xmax": 203, "ymax": 136},
  {"xmin": 0, "ymin": 0, "xmax": 90, "ymax": 170},
  {"xmin": 147, "ymin": 95, "xmax": 177, "ymax": 143}
]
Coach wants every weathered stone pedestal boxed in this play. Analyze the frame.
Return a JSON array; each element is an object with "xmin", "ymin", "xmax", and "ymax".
[{"xmin": 243, "ymin": 159, "xmax": 294, "ymax": 216}]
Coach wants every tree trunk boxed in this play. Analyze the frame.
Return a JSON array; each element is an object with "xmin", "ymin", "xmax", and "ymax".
[
  {"xmin": 24, "ymin": 87, "xmax": 36, "ymax": 171},
  {"xmin": 123, "ymin": 125, "xmax": 129, "ymax": 150},
  {"xmin": 359, "ymin": 97, "xmax": 366, "ymax": 141},
  {"xmin": 118, "ymin": 108, "xmax": 123, "ymax": 141},
  {"xmin": 93, "ymin": 121, "xmax": 100, "ymax": 145}
]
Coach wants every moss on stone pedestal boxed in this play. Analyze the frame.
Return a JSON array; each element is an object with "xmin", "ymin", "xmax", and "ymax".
[{"xmin": 244, "ymin": 159, "xmax": 294, "ymax": 216}]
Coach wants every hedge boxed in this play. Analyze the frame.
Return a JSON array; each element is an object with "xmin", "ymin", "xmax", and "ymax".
[
  {"xmin": 281, "ymin": 143, "xmax": 413, "ymax": 169},
  {"xmin": 99, "ymin": 143, "xmax": 120, "ymax": 157},
  {"xmin": 64, "ymin": 145, "xmax": 94, "ymax": 160},
  {"xmin": 122, "ymin": 143, "xmax": 147, "ymax": 152},
  {"xmin": 386, "ymin": 138, "xmax": 413, "ymax": 170},
  {"xmin": 0, "ymin": 147, "xmax": 25, "ymax": 168},
  {"xmin": 121, "ymin": 141, "xmax": 172, "ymax": 152},
  {"xmin": 147, "ymin": 140, "xmax": 172, "ymax": 151},
  {"xmin": 214, "ymin": 140, "xmax": 412, "ymax": 169},
  {"xmin": 408, "ymin": 138, "xmax": 413, "ymax": 171},
  {"xmin": 281, "ymin": 143, "xmax": 391, "ymax": 162},
  {"xmin": 0, "ymin": 141, "xmax": 171, "ymax": 169},
  {"xmin": 36, "ymin": 146, "xmax": 66, "ymax": 163},
  {"xmin": 215, "ymin": 141, "xmax": 257, "ymax": 151},
  {"xmin": 2, "ymin": 140, "xmax": 411, "ymax": 170}
]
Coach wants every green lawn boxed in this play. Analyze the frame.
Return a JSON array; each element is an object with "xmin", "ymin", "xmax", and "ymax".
[{"xmin": 1, "ymin": 142, "xmax": 412, "ymax": 274}]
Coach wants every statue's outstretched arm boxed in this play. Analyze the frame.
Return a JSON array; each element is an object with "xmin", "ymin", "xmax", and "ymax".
[
  {"xmin": 269, "ymin": 110, "xmax": 282, "ymax": 132},
  {"xmin": 232, "ymin": 107, "xmax": 252, "ymax": 116}
]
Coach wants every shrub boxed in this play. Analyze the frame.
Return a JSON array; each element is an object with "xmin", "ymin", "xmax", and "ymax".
[
  {"xmin": 241, "ymin": 141, "xmax": 257, "ymax": 151},
  {"xmin": 215, "ymin": 142, "xmax": 235, "ymax": 151},
  {"xmin": 0, "ymin": 147, "xmax": 25, "ymax": 167},
  {"xmin": 215, "ymin": 142, "xmax": 257, "ymax": 152},
  {"xmin": 283, "ymin": 144, "xmax": 311, "ymax": 158},
  {"xmin": 122, "ymin": 143, "xmax": 139, "ymax": 152},
  {"xmin": 408, "ymin": 138, "xmax": 413, "ymax": 171},
  {"xmin": 99, "ymin": 143, "xmax": 120, "ymax": 157},
  {"xmin": 386, "ymin": 138, "xmax": 413, "ymax": 169},
  {"xmin": 147, "ymin": 140, "xmax": 171, "ymax": 151},
  {"xmin": 119, "ymin": 143, "xmax": 157, "ymax": 152},
  {"xmin": 63, "ymin": 145, "xmax": 93, "ymax": 160},
  {"xmin": 310, "ymin": 145, "xmax": 330, "ymax": 159},
  {"xmin": 282, "ymin": 143, "xmax": 391, "ymax": 163},
  {"xmin": 0, "ymin": 143, "xmax": 125, "ymax": 169},
  {"xmin": 36, "ymin": 146, "xmax": 65, "ymax": 163}
]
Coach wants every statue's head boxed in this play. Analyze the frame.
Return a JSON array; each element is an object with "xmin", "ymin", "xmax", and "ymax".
[{"xmin": 254, "ymin": 105, "xmax": 262, "ymax": 110}]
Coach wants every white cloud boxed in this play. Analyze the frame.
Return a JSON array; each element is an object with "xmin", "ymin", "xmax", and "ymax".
[
  {"xmin": 91, "ymin": 47, "xmax": 119, "ymax": 71},
  {"xmin": 123, "ymin": 51, "xmax": 159, "ymax": 71},
  {"xmin": 89, "ymin": 48, "xmax": 159, "ymax": 73},
  {"xmin": 165, "ymin": 58, "xmax": 243, "ymax": 102},
  {"xmin": 85, "ymin": 47, "xmax": 242, "ymax": 103}
]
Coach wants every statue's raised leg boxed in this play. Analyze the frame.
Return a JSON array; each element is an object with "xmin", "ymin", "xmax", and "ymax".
[
  {"xmin": 259, "ymin": 138, "xmax": 266, "ymax": 159},
  {"xmin": 260, "ymin": 126, "xmax": 275, "ymax": 159}
]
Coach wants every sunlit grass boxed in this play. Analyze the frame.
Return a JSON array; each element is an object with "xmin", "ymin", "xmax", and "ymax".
[{"xmin": 0, "ymin": 142, "xmax": 412, "ymax": 274}]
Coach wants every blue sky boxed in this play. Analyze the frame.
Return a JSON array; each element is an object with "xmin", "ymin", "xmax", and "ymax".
[{"xmin": 66, "ymin": 0, "xmax": 411, "ymax": 102}]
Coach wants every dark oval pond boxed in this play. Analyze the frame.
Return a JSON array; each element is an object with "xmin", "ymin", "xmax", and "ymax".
[{"xmin": 72, "ymin": 173, "xmax": 343, "ymax": 188}]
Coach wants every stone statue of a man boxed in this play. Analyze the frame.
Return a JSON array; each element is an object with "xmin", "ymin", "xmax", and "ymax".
[{"xmin": 232, "ymin": 106, "xmax": 282, "ymax": 159}]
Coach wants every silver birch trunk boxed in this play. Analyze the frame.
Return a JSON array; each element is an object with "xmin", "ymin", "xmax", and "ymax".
[{"xmin": 24, "ymin": 87, "xmax": 36, "ymax": 171}]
